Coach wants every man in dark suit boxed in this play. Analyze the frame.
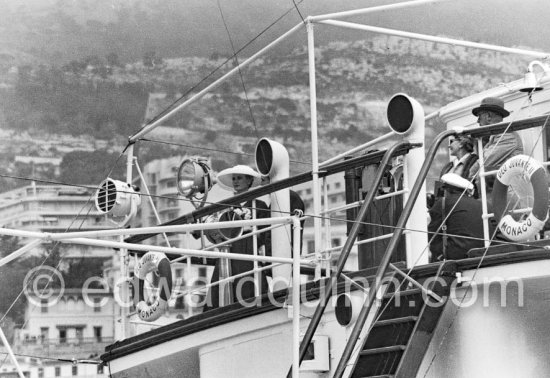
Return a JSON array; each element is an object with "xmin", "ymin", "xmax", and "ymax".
[
  {"xmin": 468, "ymin": 96, "xmax": 524, "ymax": 188},
  {"xmin": 428, "ymin": 173, "xmax": 485, "ymax": 261}
]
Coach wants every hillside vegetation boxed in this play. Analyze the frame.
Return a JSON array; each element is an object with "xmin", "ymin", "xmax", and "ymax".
[{"xmin": 0, "ymin": 34, "xmax": 530, "ymax": 187}]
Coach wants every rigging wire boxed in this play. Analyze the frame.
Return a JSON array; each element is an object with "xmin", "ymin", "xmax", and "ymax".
[
  {"xmin": 420, "ymin": 97, "xmax": 550, "ymax": 376},
  {"xmin": 0, "ymin": 352, "xmax": 101, "ymax": 365},
  {"xmin": 0, "ymin": 2, "xmax": 307, "ymax": 367},
  {"xmin": 214, "ymin": 0, "xmax": 297, "ymax": 272},
  {"xmin": 0, "ymin": 167, "xmax": 542, "ymax": 253},
  {"xmin": 138, "ymin": 137, "xmax": 312, "ymax": 166},
  {"xmin": 1, "ymin": 136, "xmax": 547, "ymax": 253},
  {"xmin": 1, "ymin": 136, "xmax": 543, "ymax": 369},
  {"xmin": 207, "ymin": 0, "xmax": 306, "ymax": 261},
  {"xmin": 3, "ymin": 2, "xmax": 549, "ymax": 372},
  {"xmin": 0, "ymin": 151, "xmax": 127, "ymax": 371},
  {"xmin": 335, "ymin": 91, "xmax": 550, "ymax": 373},
  {"xmin": 0, "ymin": 173, "xmax": 98, "ymax": 190},
  {"xmin": 216, "ymin": 0, "xmax": 261, "ymax": 141},
  {"xmin": 140, "ymin": 137, "xmax": 254, "ymax": 158},
  {"xmin": 419, "ymin": 206, "xmax": 521, "ymax": 377},
  {"xmin": 137, "ymin": 1, "xmax": 305, "ymax": 132},
  {"xmin": 291, "ymin": 0, "xmax": 306, "ymax": 23}
]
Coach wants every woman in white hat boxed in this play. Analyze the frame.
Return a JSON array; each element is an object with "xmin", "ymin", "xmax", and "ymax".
[
  {"xmin": 205, "ymin": 165, "xmax": 270, "ymax": 310},
  {"xmin": 216, "ymin": 165, "xmax": 262, "ymax": 194}
]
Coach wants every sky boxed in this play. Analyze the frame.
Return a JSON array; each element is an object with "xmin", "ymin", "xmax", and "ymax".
[
  {"xmin": 2, "ymin": 0, "xmax": 550, "ymax": 62},
  {"xmin": 170, "ymin": 0, "xmax": 550, "ymax": 59}
]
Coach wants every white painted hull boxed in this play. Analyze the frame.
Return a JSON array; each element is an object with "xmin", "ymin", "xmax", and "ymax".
[
  {"xmin": 104, "ymin": 257, "xmax": 550, "ymax": 378},
  {"xmin": 107, "ymin": 301, "xmax": 339, "ymax": 378},
  {"xmin": 421, "ymin": 259, "xmax": 550, "ymax": 378}
]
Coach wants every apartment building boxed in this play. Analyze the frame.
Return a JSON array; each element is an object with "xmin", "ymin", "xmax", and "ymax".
[
  {"xmin": 292, "ymin": 172, "xmax": 358, "ymax": 270},
  {"xmin": 0, "ymin": 288, "xmax": 113, "ymax": 378},
  {"xmin": 0, "ymin": 184, "xmax": 115, "ymax": 258}
]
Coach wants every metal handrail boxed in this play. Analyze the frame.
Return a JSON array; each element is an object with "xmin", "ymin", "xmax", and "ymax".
[
  {"xmin": 286, "ymin": 141, "xmax": 417, "ymax": 377},
  {"xmin": 333, "ymin": 114, "xmax": 550, "ymax": 377},
  {"xmin": 333, "ymin": 119, "xmax": 542, "ymax": 374},
  {"xmin": 321, "ymin": 188, "xmax": 408, "ymax": 215},
  {"xmin": 19, "ymin": 336, "xmax": 114, "ymax": 345},
  {"xmin": 288, "ymin": 113, "xmax": 550, "ymax": 377},
  {"xmin": 332, "ymin": 129, "xmax": 454, "ymax": 377},
  {"xmin": 126, "ymin": 145, "xmax": 418, "ymax": 245}
]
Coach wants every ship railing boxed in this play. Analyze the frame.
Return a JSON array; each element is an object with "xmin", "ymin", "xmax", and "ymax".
[
  {"xmin": 0, "ymin": 218, "xmax": 298, "ymax": 267},
  {"xmin": 122, "ymin": 146, "xmax": 420, "ymax": 317},
  {"xmin": 295, "ymin": 115, "xmax": 550, "ymax": 376},
  {"xmin": 321, "ymin": 188, "xmax": 408, "ymax": 215},
  {"xmin": 331, "ymin": 116, "xmax": 550, "ymax": 376},
  {"xmin": 165, "ymin": 215, "xmax": 312, "ymax": 308},
  {"xmin": 129, "ymin": 146, "xmax": 414, "ymax": 322},
  {"xmin": 12, "ymin": 337, "xmax": 114, "ymax": 359},
  {"xmin": 320, "ymin": 188, "xmax": 409, "ymax": 260},
  {"xmin": 477, "ymin": 160, "xmax": 550, "ymax": 241},
  {"xmin": 321, "ymin": 230, "xmax": 411, "ymax": 256},
  {"xmin": 123, "ymin": 145, "xmax": 418, "ymax": 246},
  {"xmin": 133, "ymin": 214, "xmax": 309, "ymax": 316},
  {"xmin": 169, "ymin": 261, "xmax": 295, "ymax": 302},
  {"xmin": 290, "ymin": 142, "xmax": 412, "ymax": 376},
  {"xmin": 462, "ymin": 116, "xmax": 550, "ymax": 247},
  {"xmin": 19, "ymin": 336, "xmax": 114, "ymax": 346}
]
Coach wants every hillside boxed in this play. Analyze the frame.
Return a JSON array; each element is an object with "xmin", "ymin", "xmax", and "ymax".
[
  {"xmin": 0, "ymin": 34, "xmax": 532, "ymax": 188},
  {"xmin": 1, "ymin": 0, "xmax": 548, "ymax": 65}
]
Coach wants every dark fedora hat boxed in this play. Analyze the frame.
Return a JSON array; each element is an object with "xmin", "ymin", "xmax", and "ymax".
[{"xmin": 472, "ymin": 97, "xmax": 510, "ymax": 118}]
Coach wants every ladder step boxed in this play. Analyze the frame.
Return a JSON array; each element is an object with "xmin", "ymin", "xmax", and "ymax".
[
  {"xmin": 383, "ymin": 288, "xmax": 421, "ymax": 299},
  {"xmin": 374, "ymin": 316, "xmax": 418, "ymax": 327},
  {"xmin": 360, "ymin": 345, "xmax": 406, "ymax": 356}
]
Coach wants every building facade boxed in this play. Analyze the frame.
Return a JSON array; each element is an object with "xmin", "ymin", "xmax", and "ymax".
[
  {"xmin": 0, "ymin": 184, "xmax": 115, "ymax": 258},
  {"xmin": 1, "ymin": 289, "xmax": 113, "ymax": 378},
  {"xmin": 0, "ymin": 185, "xmax": 118, "ymax": 376},
  {"xmin": 293, "ymin": 173, "xmax": 358, "ymax": 271}
]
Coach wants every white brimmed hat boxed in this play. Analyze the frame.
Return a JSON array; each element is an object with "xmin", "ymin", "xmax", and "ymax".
[
  {"xmin": 216, "ymin": 165, "xmax": 262, "ymax": 191},
  {"xmin": 441, "ymin": 173, "xmax": 474, "ymax": 191}
]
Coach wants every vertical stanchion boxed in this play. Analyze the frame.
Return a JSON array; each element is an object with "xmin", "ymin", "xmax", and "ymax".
[
  {"xmin": 477, "ymin": 138, "xmax": 491, "ymax": 247},
  {"xmin": 218, "ymin": 245, "xmax": 233, "ymax": 306},
  {"xmin": 252, "ymin": 200, "xmax": 260, "ymax": 296},
  {"xmin": 323, "ymin": 177, "xmax": 331, "ymax": 278},
  {"xmin": 292, "ymin": 217, "xmax": 302, "ymax": 378},
  {"xmin": 120, "ymin": 143, "xmax": 134, "ymax": 338},
  {"xmin": 185, "ymin": 233, "xmax": 193, "ymax": 318},
  {"xmin": 306, "ymin": 20, "xmax": 323, "ymax": 280},
  {"xmin": 0, "ymin": 326, "xmax": 25, "ymax": 378},
  {"xmin": 119, "ymin": 236, "xmax": 130, "ymax": 337}
]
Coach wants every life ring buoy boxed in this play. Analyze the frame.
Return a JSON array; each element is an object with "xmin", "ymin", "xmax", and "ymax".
[
  {"xmin": 492, "ymin": 155, "xmax": 549, "ymax": 241},
  {"xmin": 134, "ymin": 252, "xmax": 173, "ymax": 322}
]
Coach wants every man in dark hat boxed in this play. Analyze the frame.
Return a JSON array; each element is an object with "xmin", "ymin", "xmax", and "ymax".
[
  {"xmin": 428, "ymin": 173, "xmax": 486, "ymax": 261},
  {"xmin": 468, "ymin": 97, "xmax": 523, "ymax": 181}
]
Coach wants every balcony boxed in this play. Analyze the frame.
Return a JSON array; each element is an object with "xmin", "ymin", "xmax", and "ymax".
[{"xmin": 12, "ymin": 337, "xmax": 115, "ymax": 358}]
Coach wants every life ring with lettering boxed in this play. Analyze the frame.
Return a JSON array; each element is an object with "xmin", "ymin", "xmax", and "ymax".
[
  {"xmin": 134, "ymin": 252, "xmax": 173, "ymax": 322},
  {"xmin": 492, "ymin": 155, "xmax": 548, "ymax": 241}
]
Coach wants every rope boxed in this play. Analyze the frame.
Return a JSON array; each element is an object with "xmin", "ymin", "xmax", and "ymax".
[
  {"xmin": 0, "ymin": 352, "xmax": 101, "ymax": 365},
  {"xmin": 421, "ymin": 95, "xmax": 550, "ymax": 376},
  {"xmin": 132, "ymin": 2, "xmax": 305, "ymax": 134}
]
